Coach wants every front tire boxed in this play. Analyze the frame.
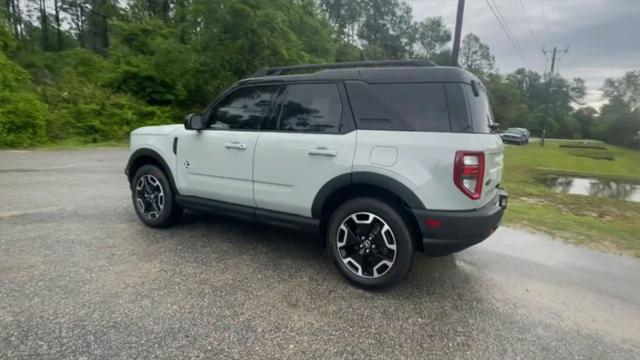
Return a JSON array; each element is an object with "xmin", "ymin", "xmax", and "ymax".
[
  {"xmin": 327, "ymin": 198, "xmax": 414, "ymax": 289},
  {"xmin": 131, "ymin": 164, "xmax": 181, "ymax": 228}
]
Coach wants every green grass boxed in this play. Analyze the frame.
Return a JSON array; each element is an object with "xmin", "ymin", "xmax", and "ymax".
[
  {"xmin": 4, "ymin": 138, "xmax": 129, "ymax": 150},
  {"xmin": 502, "ymin": 140, "xmax": 640, "ymax": 257}
]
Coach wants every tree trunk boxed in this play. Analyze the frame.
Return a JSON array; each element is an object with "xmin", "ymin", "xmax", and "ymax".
[
  {"xmin": 7, "ymin": 0, "xmax": 22, "ymax": 40},
  {"xmin": 54, "ymin": 0, "xmax": 62, "ymax": 50},
  {"xmin": 39, "ymin": 0, "xmax": 50, "ymax": 51},
  {"xmin": 5, "ymin": 0, "xmax": 12, "ymax": 33},
  {"xmin": 86, "ymin": 0, "xmax": 109, "ymax": 55}
]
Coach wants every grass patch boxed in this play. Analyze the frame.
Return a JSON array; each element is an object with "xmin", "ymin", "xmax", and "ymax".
[
  {"xmin": 558, "ymin": 140, "xmax": 615, "ymax": 161},
  {"xmin": 503, "ymin": 140, "xmax": 640, "ymax": 257},
  {"xmin": 3, "ymin": 138, "xmax": 129, "ymax": 150},
  {"xmin": 558, "ymin": 143, "xmax": 607, "ymax": 150},
  {"xmin": 563, "ymin": 148, "xmax": 615, "ymax": 161}
]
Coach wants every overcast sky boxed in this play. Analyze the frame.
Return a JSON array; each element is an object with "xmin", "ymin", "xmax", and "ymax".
[{"xmin": 407, "ymin": 0, "xmax": 640, "ymax": 108}]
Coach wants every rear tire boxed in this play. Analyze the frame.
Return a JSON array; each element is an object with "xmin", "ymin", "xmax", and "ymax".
[
  {"xmin": 131, "ymin": 164, "xmax": 181, "ymax": 228},
  {"xmin": 327, "ymin": 197, "xmax": 414, "ymax": 289}
]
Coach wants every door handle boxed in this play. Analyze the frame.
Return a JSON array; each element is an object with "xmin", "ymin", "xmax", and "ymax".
[
  {"xmin": 225, "ymin": 142, "xmax": 247, "ymax": 150},
  {"xmin": 308, "ymin": 147, "xmax": 337, "ymax": 157}
]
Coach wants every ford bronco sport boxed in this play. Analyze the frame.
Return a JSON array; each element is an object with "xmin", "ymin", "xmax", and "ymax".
[{"xmin": 125, "ymin": 60, "xmax": 508, "ymax": 288}]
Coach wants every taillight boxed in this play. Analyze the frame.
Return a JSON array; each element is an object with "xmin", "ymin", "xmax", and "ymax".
[{"xmin": 454, "ymin": 151, "xmax": 485, "ymax": 200}]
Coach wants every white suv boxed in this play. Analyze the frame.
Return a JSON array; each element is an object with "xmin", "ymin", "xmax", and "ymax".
[{"xmin": 125, "ymin": 60, "xmax": 508, "ymax": 288}]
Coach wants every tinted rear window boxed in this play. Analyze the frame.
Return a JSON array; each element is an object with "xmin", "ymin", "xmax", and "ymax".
[
  {"xmin": 445, "ymin": 83, "xmax": 472, "ymax": 133},
  {"xmin": 277, "ymin": 83, "xmax": 342, "ymax": 133},
  {"xmin": 465, "ymin": 86, "xmax": 494, "ymax": 134},
  {"xmin": 346, "ymin": 81, "xmax": 450, "ymax": 132}
]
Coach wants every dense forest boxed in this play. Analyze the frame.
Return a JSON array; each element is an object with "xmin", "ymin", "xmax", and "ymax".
[{"xmin": 1, "ymin": 0, "xmax": 638, "ymax": 148}]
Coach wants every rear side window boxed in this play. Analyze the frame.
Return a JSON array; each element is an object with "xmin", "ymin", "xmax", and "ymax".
[
  {"xmin": 465, "ymin": 86, "xmax": 494, "ymax": 134},
  {"xmin": 209, "ymin": 85, "xmax": 278, "ymax": 130},
  {"xmin": 345, "ymin": 82, "xmax": 450, "ymax": 132},
  {"xmin": 277, "ymin": 83, "xmax": 342, "ymax": 133},
  {"xmin": 445, "ymin": 83, "xmax": 472, "ymax": 133}
]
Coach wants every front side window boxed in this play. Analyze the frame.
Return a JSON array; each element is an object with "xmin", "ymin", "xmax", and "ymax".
[
  {"xmin": 209, "ymin": 85, "xmax": 278, "ymax": 130},
  {"xmin": 277, "ymin": 83, "xmax": 342, "ymax": 133}
]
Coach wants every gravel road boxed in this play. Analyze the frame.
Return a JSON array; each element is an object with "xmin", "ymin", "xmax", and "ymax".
[{"xmin": 1, "ymin": 149, "xmax": 639, "ymax": 359}]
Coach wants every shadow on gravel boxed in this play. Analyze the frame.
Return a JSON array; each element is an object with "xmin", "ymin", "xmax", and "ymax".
[{"xmin": 151, "ymin": 210, "xmax": 474, "ymax": 298}]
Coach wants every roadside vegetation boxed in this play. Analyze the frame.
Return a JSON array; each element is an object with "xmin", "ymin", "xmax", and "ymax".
[
  {"xmin": 502, "ymin": 140, "xmax": 640, "ymax": 257},
  {"xmin": 2, "ymin": 0, "xmax": 638, "ymax": 149}
]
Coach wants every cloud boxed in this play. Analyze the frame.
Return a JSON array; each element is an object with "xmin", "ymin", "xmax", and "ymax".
[{"xmin": 407, "ymin": 0, "xmax": 640, "ymax": 107}]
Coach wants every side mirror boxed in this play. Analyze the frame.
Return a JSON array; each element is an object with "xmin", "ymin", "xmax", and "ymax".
[
  {"xmin": 185, "ymin": 113, "xmax": 206, "ymax": 130},
  {"xmin": 489, "ymin": 123, "xmax": 500, "ymax": 133}
]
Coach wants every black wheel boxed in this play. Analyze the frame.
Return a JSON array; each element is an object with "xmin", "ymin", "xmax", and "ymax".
[
  {"xmin": 327, "ymin": 198, "xmax": 414, "ymax": 289},
  {"xmin": 131, "ymin": 164, "xmax": 182, "ymax": 228}
]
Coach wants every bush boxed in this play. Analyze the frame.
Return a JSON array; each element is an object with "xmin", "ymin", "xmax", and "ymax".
[
  {"xmin": 0, "ymin": 52, "xmax": 49, "ymax": 147},
  {"xmin": 0, "ymin": 92, "xmax": 48, "ymax": 147},
  {"xmin": 45, "ymin": 82, "xmax": 177, "ymax": 143}
]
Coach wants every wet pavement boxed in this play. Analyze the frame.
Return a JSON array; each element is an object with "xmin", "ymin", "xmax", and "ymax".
[{"xmin": 1, "ymin": 149, "xmax": 639, "ymax": 359}]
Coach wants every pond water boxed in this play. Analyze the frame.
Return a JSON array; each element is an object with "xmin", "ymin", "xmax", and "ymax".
[{"xmin": 543, "ymin": 176, "xmax": 640, "ymax": 203}]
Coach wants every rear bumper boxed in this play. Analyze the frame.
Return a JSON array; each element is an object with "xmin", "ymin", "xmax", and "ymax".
[{"xmin": 412, "ymin": 190, "xmax": 508, "ymax": 249}]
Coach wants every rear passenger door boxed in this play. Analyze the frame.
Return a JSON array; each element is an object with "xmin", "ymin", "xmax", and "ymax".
[{"xmin": 253, "ymin": 83, "xmax": 356, "ymax": 217}]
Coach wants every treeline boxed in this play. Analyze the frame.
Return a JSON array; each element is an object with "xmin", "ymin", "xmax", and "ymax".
[{"xmin": 1, "ymin": 0, "xmax": 638, "ymax": 148}]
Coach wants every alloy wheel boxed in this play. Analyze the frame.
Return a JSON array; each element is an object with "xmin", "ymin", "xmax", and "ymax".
[
  {"xmin": 135, "ymin": 174, "xmax": 165, "ymax": 220},
  {"xmin": 336, "ymin": 212, "xmax": 397, "ymax": 278}
]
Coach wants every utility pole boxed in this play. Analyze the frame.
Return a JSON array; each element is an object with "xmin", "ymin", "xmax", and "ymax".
[
  {"xmin": 542, "ymin": 46, "xmax": 569, "ymax": 97},
  {"xmin": 543, "ymin": 46, "xmax": 569, "ymax": 76},
  {"xmin": 540, "ymin": 46, "xmax": 569, "ymax": 145},
  {"xmin": 451, "ymin": 0, "xmax": 465, "ymax": 66}
]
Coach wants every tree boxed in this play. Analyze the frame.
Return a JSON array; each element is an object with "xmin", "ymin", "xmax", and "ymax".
[
  {"xmin": 357, "ymin": 0, "xmax": 417, "ymax": 59},
  {"xmin": 415, "ymin": 17, "xmax": 450, "ymax": 60},
  {"xmin": 38, "ymin": 0, "xmax": 50, "ymax": 50},
  {"xmin": 4, "ymin": 0, "xmax": 25, "ymax": 39},
  {"xmin": 459, "ymin": 33, "xmax": 494, "ymax": 75},
  {"xmin": 506, "ymin": 68, "xmax": 547, "ymax": 103},
  {"xmin": 486, "ymin": 73, "xmax": 531, "ymax": 130},
  {"xmin": 319, "ymin": 0, "xmax": 362, "ymax": 44},
  {"xmin": 60, "ymin": 0, "xmax": 86, "ymax": 46},
  {"xmin": 597, "ymin": 71, "xmax": 640, "ymax": 147},
  {"xmin": 573, "ymin": 106, "xmax": 597, "ymax": 139},
  {"xmin": 53, "ymin": 0, "xmax": 62, "ymax": 50},
  {"xmin": 85, "ymin": 0, "xmax": 110, "ymax": 55},
  {"xmin": 602, "ymin": 70, "xmax": 640, "ymax": 110},
  {"xmin": 1, "ymin": 0, "xmax": 635, "ymax": 148}
]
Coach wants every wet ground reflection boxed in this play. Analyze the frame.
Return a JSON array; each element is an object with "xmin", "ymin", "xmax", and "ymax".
[{"xmin": 543, "ymin": 176, "xmax": 640, "ymax": 203}]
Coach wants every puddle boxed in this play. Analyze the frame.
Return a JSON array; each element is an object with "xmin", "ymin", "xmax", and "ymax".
[{"xmin": 543, "ymin": 176, "xmax": 640, "ymax": 203}]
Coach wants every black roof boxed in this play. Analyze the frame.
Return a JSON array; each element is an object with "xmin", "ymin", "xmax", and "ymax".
[{"xmin": 240, "ymin": 61, "xmax": 480, "ymax": 85}]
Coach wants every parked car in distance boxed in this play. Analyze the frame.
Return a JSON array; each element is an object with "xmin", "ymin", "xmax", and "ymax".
[
  {"xmin": 501, "ymin": 129, "xmax": 528, "ymax": 145},
  {"xmin": 504, "ymin": 127, "xmax": 529, "ymax": 144},
  {"xmin": 125, "ymin": 60, "xmax": 508, "ymax": 289}
]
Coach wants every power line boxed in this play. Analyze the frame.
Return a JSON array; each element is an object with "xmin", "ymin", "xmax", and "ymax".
[
  {"xmin": 491, "ymin": 0, "xmax": 527, "ymax": 53},
  {"xmin": 538, "ymin": 0, "xmax": 549, "ymax": 33},
  {"xmin": 518, "ymin": 0, "xmax": 542, "ymax": 50},
  {"xmin": 485, "ymin": 0, "xmax": 531, "ymax": 68}
]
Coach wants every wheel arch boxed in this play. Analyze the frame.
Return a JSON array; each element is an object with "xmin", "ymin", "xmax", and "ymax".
[
  {"xmin": 126, "ymin": 148, "xmax": 179, "ymax": 195},
  {"xmin": 312, "ymin": 172, "xmax": 425, "ymax": 250}
]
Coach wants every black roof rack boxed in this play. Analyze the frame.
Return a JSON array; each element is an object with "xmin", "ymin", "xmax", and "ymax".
[{"xmin": 251, "ymin": 59, "xmax": 436, "ymax": 77}]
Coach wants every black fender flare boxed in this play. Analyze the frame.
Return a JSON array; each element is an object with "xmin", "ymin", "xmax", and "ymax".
[
  {"xmin": 125, "ymin": 148, "xmax": 179, "ymax": 195},
  {"xmin": 311, "ymin": 172, "xmax": 425, "ymax": 218}
]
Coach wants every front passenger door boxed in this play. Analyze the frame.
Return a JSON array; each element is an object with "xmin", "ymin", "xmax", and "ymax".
[{"xmin": 177, "ymin": 85, "xmax": 279, "ymax": 207}]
